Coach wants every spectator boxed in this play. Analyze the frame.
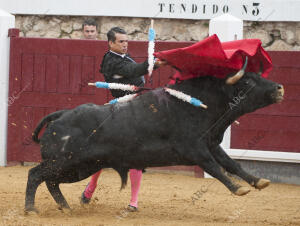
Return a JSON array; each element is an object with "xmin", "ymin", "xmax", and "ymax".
[{"xmin": 82, "ymin": 18, "xmax": 98, "ymax": 40}]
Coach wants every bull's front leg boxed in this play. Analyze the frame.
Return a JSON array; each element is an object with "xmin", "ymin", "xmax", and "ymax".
[
  {"xmin": 186, "ymin": 145, "xmax": 250, "ymax": 196},
  {"xmin": 210, "ymin": 145, "xmax": 270, "ymax": 190}
]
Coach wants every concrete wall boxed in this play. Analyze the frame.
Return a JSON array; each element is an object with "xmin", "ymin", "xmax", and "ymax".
[
  {"xmin": 15, "ymin": 15, "xmax": 300, "ymax": 50},
  {"xmin": 236, "ymin": 160, "xmax": 300, "ymax": 185}
]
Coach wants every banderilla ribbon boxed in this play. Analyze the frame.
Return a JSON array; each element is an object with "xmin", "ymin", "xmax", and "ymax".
[{"xmin": 88, "ymin": 82, "xmax": 151, "ymax": 93}]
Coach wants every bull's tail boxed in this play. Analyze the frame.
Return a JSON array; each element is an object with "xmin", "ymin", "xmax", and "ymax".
[
  {"xmin": 32, "ymin": 110, "xmax": 68, "ymax": 144},
  {"xmin": 114, "ymin": 167, "xmax": 129, "ymax": 190}
]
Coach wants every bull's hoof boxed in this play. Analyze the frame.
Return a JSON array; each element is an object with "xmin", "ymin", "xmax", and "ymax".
[
  {"xmin": 62, "ymin": 208, "xmax": 72, "ymax": 215},
  {"xmin": 80, "ymin": 192, "xmax": 91, "ymax": 205},
  {"xmin": 255, "ymin": 178, "xmax": 270, "ymax": 190},
  {"xmin": 234, "ymin": 187, "xmax": 250, "ymax": 196},
  {"xmin": 24, "ymin": 207, "xmax": 39, "ymax": 215}
]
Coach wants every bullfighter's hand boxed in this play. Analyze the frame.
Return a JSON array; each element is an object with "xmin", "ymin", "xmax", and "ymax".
[{"xmin": 154, "ymin": 59, "xmax": 168, "ymax": 68}]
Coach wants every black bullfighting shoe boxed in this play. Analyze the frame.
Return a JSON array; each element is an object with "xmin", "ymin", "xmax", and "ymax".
[
  {"xmin": 80, "ymin": 183, "xmax": 91, "ymax": 204},
  {"xmin": 127, "ymin": 205, "xmax": 138, "ymax": 212},
  {"xmin": 80, "ymin": 192, "xmax": 91, "ymax": 204}
]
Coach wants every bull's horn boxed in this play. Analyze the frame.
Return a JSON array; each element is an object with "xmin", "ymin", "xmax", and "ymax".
[{"xmin": 226, "ymin": 56, "xmax": 248, "ymax": 85}]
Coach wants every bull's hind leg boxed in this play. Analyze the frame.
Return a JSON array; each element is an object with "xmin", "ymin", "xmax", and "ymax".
[
  {"xmin": 210, "ymin": 145, "xmax": 270, "ymax": 190},
  {"xmin": 25, "ymin": 164, "xmax": 46, "ymax": 213},
  {"xmin": 45, "ymin": 181, "xmax": 70, "ymax": 210}
]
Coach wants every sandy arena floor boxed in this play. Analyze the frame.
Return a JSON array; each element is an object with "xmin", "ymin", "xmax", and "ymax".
[{"xmin": 0, "ymin": 165, "xmax": 299, "ymax": 226}]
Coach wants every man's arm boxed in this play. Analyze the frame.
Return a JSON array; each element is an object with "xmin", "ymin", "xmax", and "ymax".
[
  {"xmin": 112, "ymin": 58, "xmax": 167, "ymax": 79},
  {"xmin": 112, "ymin": 60, "xmax": 148, "ymax": 79}
]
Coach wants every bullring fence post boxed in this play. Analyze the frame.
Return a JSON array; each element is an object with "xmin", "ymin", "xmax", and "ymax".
[
  {"xmin": 206, "ymin": 13, "xmax": 243, "ymax": 177},
  {"xmin": 0, "ymin": 9, "xmax": 15, "ymax": 166}
]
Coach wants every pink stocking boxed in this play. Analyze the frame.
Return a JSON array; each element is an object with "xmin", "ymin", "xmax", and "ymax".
[
  {"xmin": 84, "ymin": 170, "xmax": 102, "ymax": 198},
  {"xmin": 129, "ymin": 169, "xmax": 142, "ymax": 208}
]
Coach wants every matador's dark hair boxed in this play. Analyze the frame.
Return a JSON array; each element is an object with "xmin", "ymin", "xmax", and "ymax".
[{"xmin": 107, "ymin": 27, "xmax": 127, "ymax": 42}]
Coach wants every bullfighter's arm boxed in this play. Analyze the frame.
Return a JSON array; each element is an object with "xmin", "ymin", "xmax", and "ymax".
[{"xmin": 112, "ymin": 60, "xmax": 149, "ymax": 79}]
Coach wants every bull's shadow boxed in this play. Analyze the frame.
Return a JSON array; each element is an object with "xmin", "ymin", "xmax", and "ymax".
[{"xmin": 24, "ymin": 63, "xmax": 284, "ymax": 213}]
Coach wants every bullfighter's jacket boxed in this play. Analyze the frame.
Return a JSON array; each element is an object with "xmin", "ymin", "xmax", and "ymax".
[{"xmin": 100, "ymin": 50, "xmax": 149, "ymax": 98}]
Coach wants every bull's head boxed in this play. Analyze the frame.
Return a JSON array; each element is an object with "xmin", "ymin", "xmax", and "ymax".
[
  {"xmin": 225, "ymin": 72, "xmax": 284, "ymax": 115},
  {"xmin": 223, "ymin": 57, "xmax": 283, "ymax": 112}
]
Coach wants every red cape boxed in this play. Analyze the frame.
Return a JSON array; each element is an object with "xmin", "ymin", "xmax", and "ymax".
[{"xmin": 154, "ymin": 34, "xmax": 272, "ymax": 84}]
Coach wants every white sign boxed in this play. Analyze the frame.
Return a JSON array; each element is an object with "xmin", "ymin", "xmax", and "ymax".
[{"xmin": 0, "ymin": 0, "xmax": 299, "ymax": 21}]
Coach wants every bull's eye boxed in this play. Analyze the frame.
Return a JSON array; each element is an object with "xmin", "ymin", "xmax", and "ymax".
[{"xmin": 245, "ymin": 80, "xmax": 256, "ymax": 88}]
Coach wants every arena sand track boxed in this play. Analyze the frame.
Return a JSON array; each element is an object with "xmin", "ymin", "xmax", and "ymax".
[{"xmin": 0, "ymin": 166, "xmax": 299, "ymax": 226}]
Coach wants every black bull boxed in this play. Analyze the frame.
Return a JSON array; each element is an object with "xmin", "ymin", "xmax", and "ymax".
[{"xmin": 25, "ymin": 69, "xmax": 284, "ymax": 213}]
